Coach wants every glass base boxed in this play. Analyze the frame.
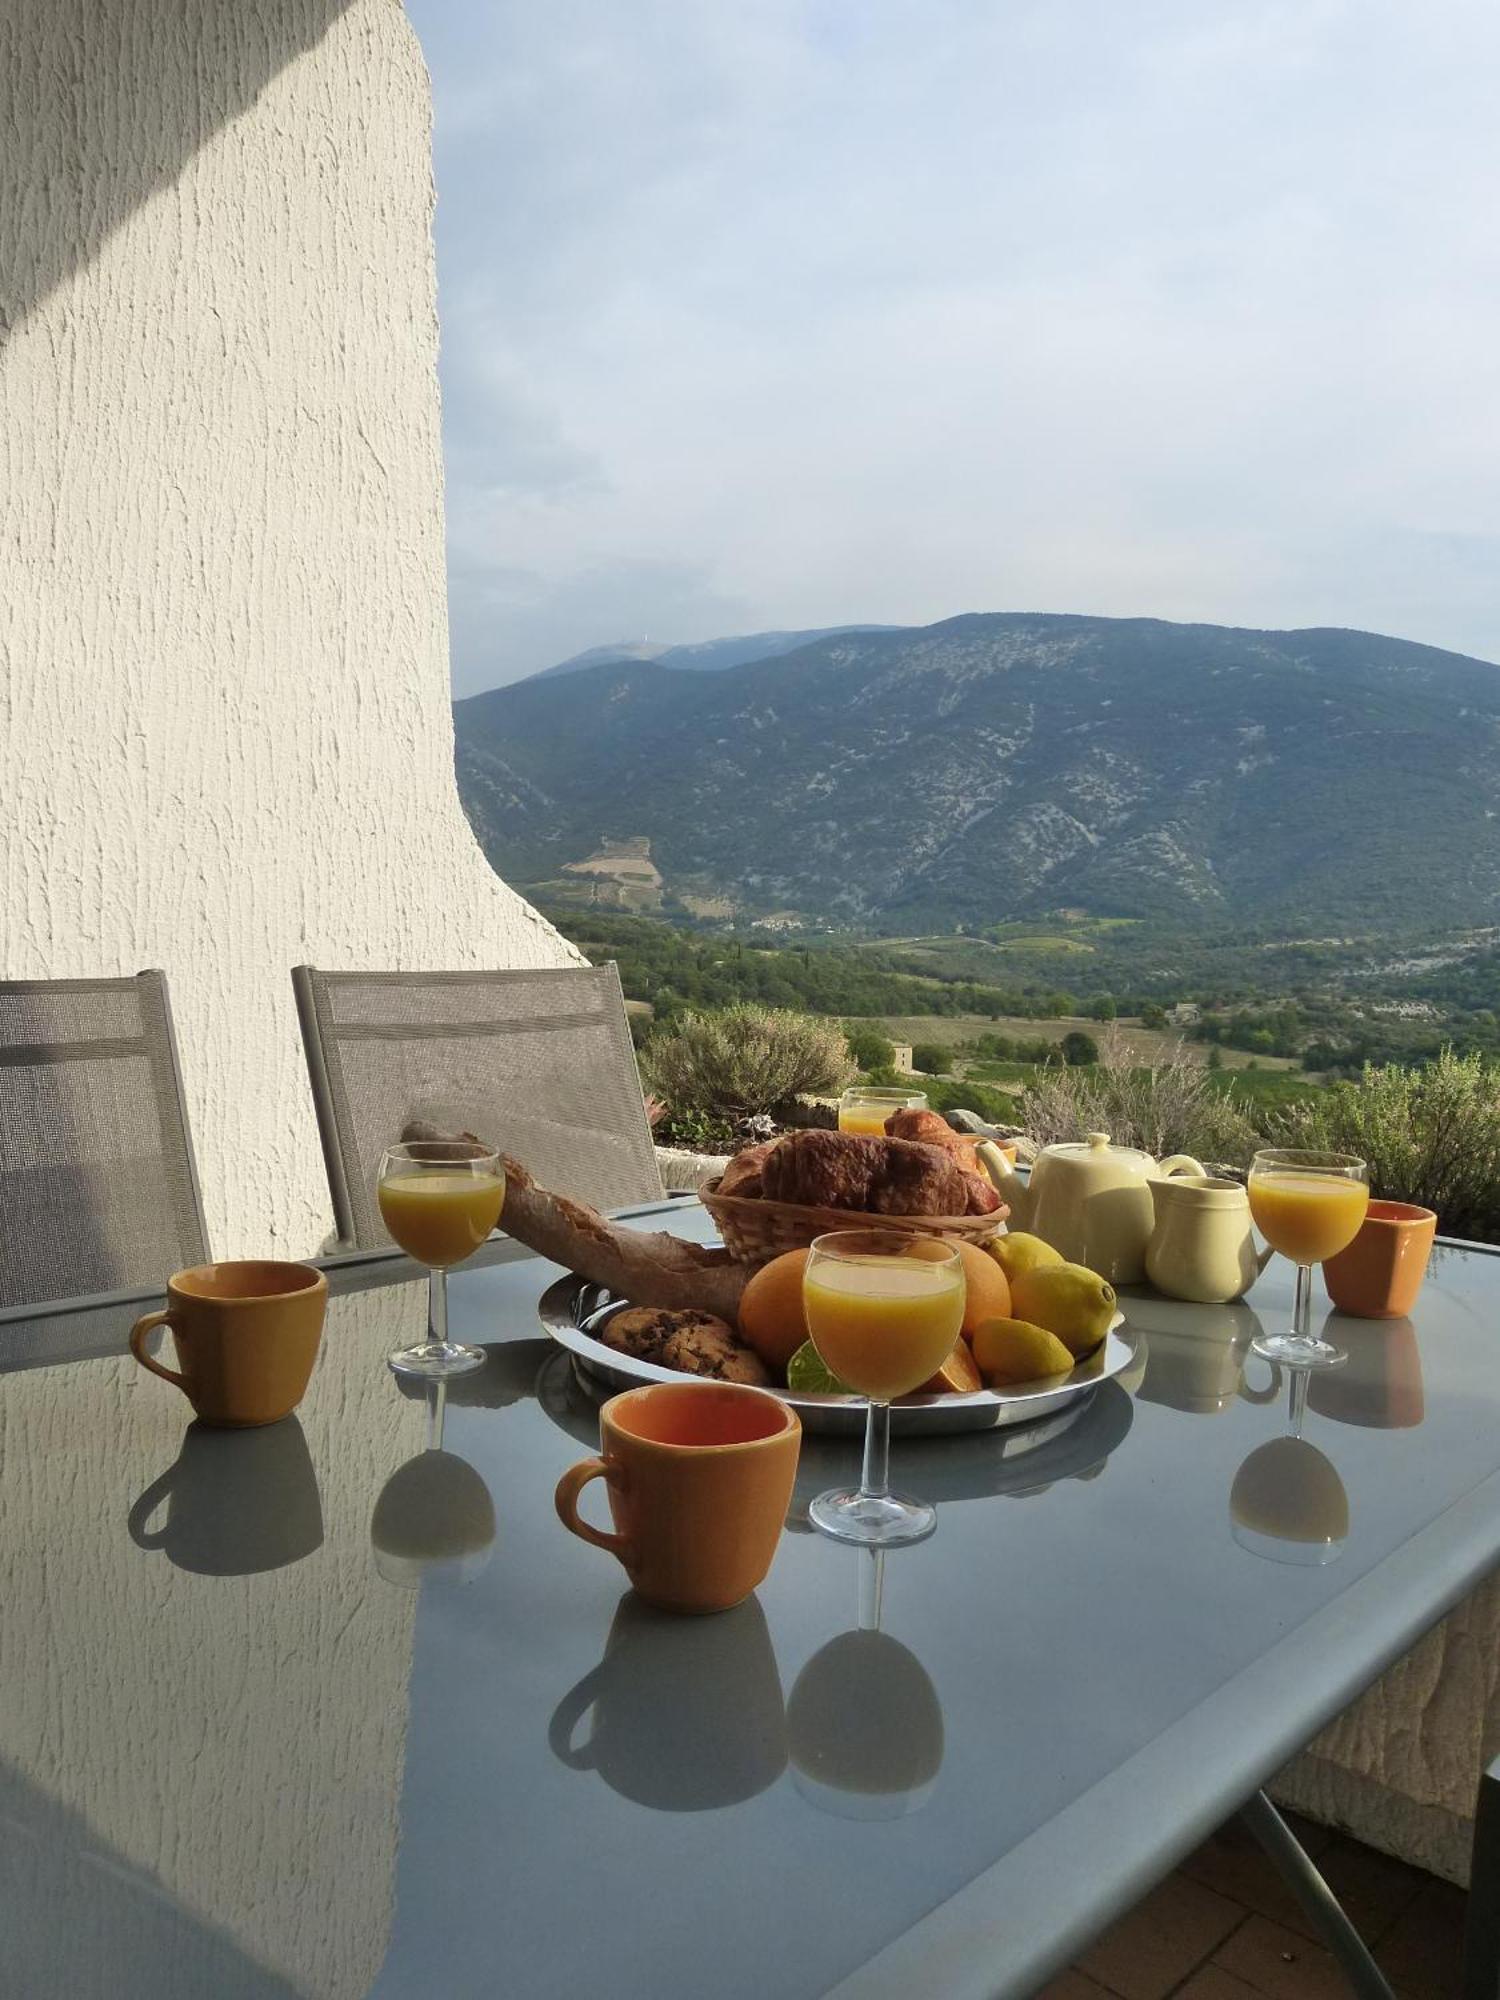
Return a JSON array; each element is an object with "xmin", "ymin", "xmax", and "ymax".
[
  {"xmin": 1232, "ymin": 1522, "xmax": 1345, "ymax": 1568},
  {"xmin": 808, "ymin": 1487, "xmax": 936, "ymax": 1548},
  {"xmin": 388, "ymin": 1341, "xmax": 486, "ymax": 1380},
  {"xmin": 1251, "ymin": 1332, "xmax": 1346, "ymax": 1372}
]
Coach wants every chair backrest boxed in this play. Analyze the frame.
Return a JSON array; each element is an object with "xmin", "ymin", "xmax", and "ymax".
[
  {"xmin": 293, "ymin": 963, "xmax": 664, "ymax": 1250},
  {"xmin": 0, "ymin": 972, "xmax": 209, "ymax": 1311}
]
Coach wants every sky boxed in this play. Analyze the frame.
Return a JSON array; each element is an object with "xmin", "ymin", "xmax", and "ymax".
[{"xmin": 407, "ymin": 0, "xmax": 1500, "ymax": 695}]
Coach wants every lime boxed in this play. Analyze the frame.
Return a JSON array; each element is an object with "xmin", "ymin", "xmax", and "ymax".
[{"xmin": 786, "ymin": 1340, "xmax": 851, "ymax": 1395}]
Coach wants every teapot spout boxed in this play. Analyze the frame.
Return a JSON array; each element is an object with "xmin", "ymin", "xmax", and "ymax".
[{"xmin": 977, "ymin": 1142, "xmax": 1032, "ymax": 1227}]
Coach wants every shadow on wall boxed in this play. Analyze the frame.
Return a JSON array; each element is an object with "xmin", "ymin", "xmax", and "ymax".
[{"xmin": 0, "ymin": 0, "xmax": 356, "ymax": 337}]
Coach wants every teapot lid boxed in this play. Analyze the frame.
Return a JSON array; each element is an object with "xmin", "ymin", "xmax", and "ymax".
[{"xmin": 1044, "ymin": 1131, "xmax": 1154, "ymax": 1166}]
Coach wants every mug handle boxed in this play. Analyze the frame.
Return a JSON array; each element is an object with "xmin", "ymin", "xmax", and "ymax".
[
  {"xmin": 547, "ymin": 1664, "xmax": 605, "ymax": 1770},
  {"xmin": 126, "ymin": 1467, "xmax": 178, "ymax": 1550},
  {"xmin": 130, "ymin": 1310, "xmax": 190, "ymax": 1397},
  {"xmin": 554, "ymin": 1459, "xmax": 632, "ymax": 1566}
]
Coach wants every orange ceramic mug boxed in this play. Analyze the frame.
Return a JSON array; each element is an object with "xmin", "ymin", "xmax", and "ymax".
[
  {"xmin": 130, "ymin": 1262, "xmax": 328, "ymax": 1427},
  {"xmin": 555, "ymin": 1381, "xmax": 801, "ymax": 1614},
  {"xmin": 1322, "ymin": 1202, "xmax": 1438, "ymax": 1320}
]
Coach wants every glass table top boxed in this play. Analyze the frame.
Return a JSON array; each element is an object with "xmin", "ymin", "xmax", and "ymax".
[{"xmin": 2, "ymin": 1212, "xmax": 1498, "ymax": 1997}]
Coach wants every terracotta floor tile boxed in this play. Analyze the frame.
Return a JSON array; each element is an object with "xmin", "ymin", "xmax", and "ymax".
[
  {"xmin": 1172, "ymin": 1967, "xmax": 1266, "ymax": 1999},
  {"xmin": 1077, "ymin": 1875, "xmax": 1246, "ymax": 2000},
  {"xmin": 1212, "ymin": 1915, "xmax": 1353, "ymax": 2000},
  {"xmin": 1180, "ymin": 1815, "xmax": 1424, "ymax": 1954},
  {"xmin": 1033, "ymin": 1971, "xmax": 1120, "ymax": 2000},
  {"xmin": 1373, "ymin": 1878, "xmax": 1468, "ymax": 2000}
]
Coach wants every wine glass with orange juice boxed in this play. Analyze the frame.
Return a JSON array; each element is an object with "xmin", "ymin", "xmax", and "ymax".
[
  {"xmin": 837, "ymin": 1087, "xmax": 928, "ymax": 1138},
  {"xmin": 378, "ymin": 1142, "xmax": 506, "ymax": 1379},
  {"xmin": 803, "ymin": 1231, "xmax": 965, "ymax": 1546},
  {"xmin": 1248, "ymin": 1149, "xmax": 1368, "ymax": 1371}
]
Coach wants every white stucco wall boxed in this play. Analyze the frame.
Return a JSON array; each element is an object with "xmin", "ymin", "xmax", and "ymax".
[{"xmin": 0, "ymin": 0, "xmax": 578, "ymax": 1258}]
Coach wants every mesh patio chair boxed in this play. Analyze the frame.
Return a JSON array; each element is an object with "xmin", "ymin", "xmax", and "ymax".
[
  {"xmin": 293, "ymin": 963, "xmax": 665, "ymax": 1251},
  {"xmin": 0, "ymin": 972, "xmax": 209, "ymax": 1313}
]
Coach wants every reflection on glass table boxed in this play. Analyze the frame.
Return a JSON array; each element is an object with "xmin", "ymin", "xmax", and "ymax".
[
  {"xmin": 1230, "ymin": 1370, "xmax": 1350, "ymax": 1568},
  {"xmin": 369, "ymin": 1382, "xmax": 496, "ymax": 1588},
  {"xmin": 548, "ymin": 1594, "xmax": 786, "ymax": 1811},
  {"xmin": 127, "ymin": 1415, "xmax": 324, "ymax": 1577},
  {"xmin": 1308, "ymin": 1313, "xmax": 1425, "ymax": 1430},
  {"xmin": 1132, "ymin": 1301, "xmax": 1281, "ymax": 1418},
  {"xmin": 786, "ymin": 1550, "xmax": 945, "ymax": 1821}
]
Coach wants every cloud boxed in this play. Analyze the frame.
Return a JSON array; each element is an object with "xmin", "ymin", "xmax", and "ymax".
[{"xmin": 408, "ymin": 0, "xmax": 1500, "ymax": 692}]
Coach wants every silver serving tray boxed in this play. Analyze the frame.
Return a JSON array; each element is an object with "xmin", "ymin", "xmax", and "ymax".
[{"xmin": 537, "ymin": 1274, "xmax": 1138, "ymax": 1437}]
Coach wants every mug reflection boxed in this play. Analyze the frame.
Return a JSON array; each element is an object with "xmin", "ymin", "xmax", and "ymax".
[
  {"xmin": 127, "ymin": 1416, "xmax": 324, "ymax": 1577},
  {"xmin": 370, "ymin": 1383, "xmax": 496, "ymax": 1588},
  {"xmin": 548, "ymin": 1593, "xmax": 786, "ymax": 1811},
  {"xmin": 786, "ymin": 1551, "xmax": 944, "ymax": 1820}
]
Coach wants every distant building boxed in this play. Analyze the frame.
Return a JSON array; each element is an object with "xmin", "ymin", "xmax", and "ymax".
[
  {"xmin": 892, "ymin": 1044, "xmax": 915, "ymax": 1075},
  {"xmin": 1167, "ymin": 1003, "xmax": 1201, "ymax": 1026}
]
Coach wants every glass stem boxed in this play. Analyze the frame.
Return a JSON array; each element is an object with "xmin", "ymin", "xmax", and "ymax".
[
  {"xmin": 1292, "ymin": 1261, "xmax": 1313, "ymax": 1348},
  {"xmin": 1287, "ymin": 1368, "xmax": 1309, "ymax": 1439},
  {"xmin": 861, "ymin": 1399, "xmax": 891, "ymax": 1501},
  {"xmin": 858, "ymin": 1549, "xmax": 886, "ymax": 1632},
  {"xmin": 428, "ymin": 1266, "xmax": 449, "ymax": 1352}
]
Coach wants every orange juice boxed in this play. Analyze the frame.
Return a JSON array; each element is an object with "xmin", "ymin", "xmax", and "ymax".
[
  {"xmin": 1249, "ymin": 1174, "xmax": 1368, "ymax": 1265},
  {"xmin": 379, "ymin": 1171, "xmax": 506, "ymax": 1267},
  {"xmin": 804, "ymin": 1258, "xmax": 965, "ymax": 1401},
  {"xmin": 838, "ymin": 1107, "xmax": 891, "ymax": 1138}
]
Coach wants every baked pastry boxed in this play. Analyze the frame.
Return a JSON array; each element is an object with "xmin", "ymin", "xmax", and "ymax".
[
  {"xmin": 659, "ymin": 1322, "xmax": 771, "ymax": 1385},
  {"xmin": 762, "ymin": 1129, "xmax": 993, "ymax": 1216},
  {"xmin": 717, "ymin": 1140, "xmax": 776, "ymax": 1200},
  {"xmin": 600, "ymin": 1306, "xmax": 770, "ymax": 1385}
]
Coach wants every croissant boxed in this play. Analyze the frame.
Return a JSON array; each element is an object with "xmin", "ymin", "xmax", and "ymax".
[{"xmin": 761, "ymin": 1129, "xmax": 997, "ymax": 1216}]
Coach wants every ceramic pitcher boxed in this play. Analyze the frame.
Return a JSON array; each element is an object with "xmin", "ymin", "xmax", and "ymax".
[{"xmin": 1146, "ymin": 1176, "xmax": 1272, "ymax": 1304}]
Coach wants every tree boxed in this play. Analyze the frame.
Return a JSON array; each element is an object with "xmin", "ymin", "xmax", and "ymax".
[
  {"xmin": 1206, "ymin": 1046, "xmax": 1224, "ymax": 1071},
  {"xmin": 1060, "ymin": 1030, "xmax": 1099, "ymax": 1067},
  {"xmin": 845, "ymin": 1026, "xmax": 896, "ymax": 1073},
  {"xmin": 1087, "ymin": 995, "xmax": 1117, "ymax": 1022},
  {"xmin": 910, "ymin": 1042, "xmax": 950, "ymax": 1076},
  {"xmin": 1139, "ymin": 1002, "xmax": 1168, "ymax": 1029}
]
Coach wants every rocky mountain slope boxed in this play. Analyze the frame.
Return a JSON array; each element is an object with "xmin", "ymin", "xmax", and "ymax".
[{"xmin": 453, "ymin": 614, "xmax": 1500, "ymax": 929}]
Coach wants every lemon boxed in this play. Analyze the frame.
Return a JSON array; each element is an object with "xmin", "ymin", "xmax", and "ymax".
[
  {"xmin": 970, "ymin": 1317, "xmax": 1075, "ymax": 1386},
  {"xmin": 1009, "ymin": 1262, "xmax": 1116, "ymax": 1357},
  {"xmin": 987, "ymin": 1232, "xmax": 1065, "ymax": 1284},
  {"xmin": 786, "ymin": 1340, "xmax": 851, "ymax": 1395}
]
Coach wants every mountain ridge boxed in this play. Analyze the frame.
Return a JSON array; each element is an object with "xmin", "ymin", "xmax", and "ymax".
[{"xmin": 454, "ymin": 612, "xmax": 1500, "ymax": 930}]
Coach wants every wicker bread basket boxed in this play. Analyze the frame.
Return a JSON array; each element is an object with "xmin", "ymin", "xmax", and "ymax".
[{"xmin": 700, "ymin": 1178, "xmax": 1008, "ymax": 1263}]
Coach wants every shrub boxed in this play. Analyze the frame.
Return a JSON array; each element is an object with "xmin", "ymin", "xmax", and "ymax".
[
  {"xmin": 639, "ymin": 1005, "xmax": 857, "ymax": 1119},
  {"xmin": 1060, "ymin": 1030, "xmax": 1099, "ymax": 1067},
  {"xmin": 1020, "ymin": 1030, "xmax": 1258, "ymax": 1164},
  {"xmin": 926, "ymin": 1079, "xmax": 1021, "ymax": 1126},
  {"xmin": 910, "ymin": 1041, "xmax": 951, "ymax": 1076},
  {"xmin": 845, "ymin": 1026, "xmax": 896, "ymax": 1072},
  {"xmin": 1271, "ymin": 1048, "xmax": 1500, "ymax": 1241}
]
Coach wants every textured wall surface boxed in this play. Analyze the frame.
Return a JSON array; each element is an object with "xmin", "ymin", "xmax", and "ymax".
[{"xmin": 0, "ymin": 0, "xmax": 577, "ymax": 1258}]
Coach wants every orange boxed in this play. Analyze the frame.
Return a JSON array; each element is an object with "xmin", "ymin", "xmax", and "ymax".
[
  {"xmin": 737, "ymin": 1249, "xmax": 813, "ymax": 1374},
  {"xmin": 952, "ymin": 1238, "xmax": 1011, "ymax": 1344},
  {"xmin": 920, "ymin": 1340, "xmax": 982, "ymax": 1395}
]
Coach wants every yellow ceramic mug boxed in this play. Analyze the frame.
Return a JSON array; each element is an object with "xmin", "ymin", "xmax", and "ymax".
[
  {"xmin": 555, "ymin": 1381, "xmax": 801, "ymax": 1614},
  {"xmin": 130, "ymin": 1262, "xmax": 328, "ymax": 1427}
]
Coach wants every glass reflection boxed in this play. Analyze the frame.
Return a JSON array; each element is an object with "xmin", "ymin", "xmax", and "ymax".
[
  {"xmin": 548, "ymin": 1594, "xmax": 786, "ymax": 1811},
  {"xmin": 127, "ymin": 1416, "xmax": 324, "ymax": 1576},
  {"xmin": 370, "ymin": 1383, "xmax": 496, "ymax": 1588},
  {"xmin": 786, "ymin": 1551, "xmax": 944, "ymax": 1820},
  {"xmin": 1230, "ymin": 1373, "xmax": 1349, "ymax": 1568}
]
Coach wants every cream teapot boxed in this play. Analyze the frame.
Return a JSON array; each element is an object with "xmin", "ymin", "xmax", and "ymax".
[{"xmin": 979, "ymin": 1132, "xmax": 1204, "ymax": 1285}]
